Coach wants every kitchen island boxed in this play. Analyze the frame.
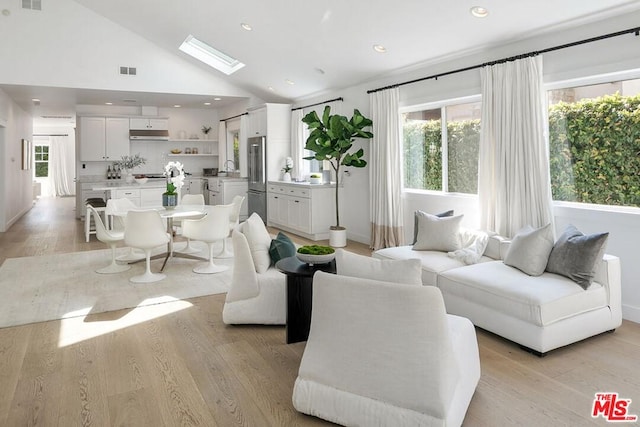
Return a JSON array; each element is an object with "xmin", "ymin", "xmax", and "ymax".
[{"xmin": 92, "ymin": 180, "xmax": 169, "ymax": 208}]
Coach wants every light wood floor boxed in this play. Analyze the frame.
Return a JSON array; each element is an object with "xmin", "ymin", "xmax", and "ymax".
[{"xmin": 0, "ymin": 197, "xmax": 639, "ymax": 426}]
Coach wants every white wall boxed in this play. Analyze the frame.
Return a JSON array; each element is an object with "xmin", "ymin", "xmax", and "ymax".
[
  {"xmin": 292, "ymin": 10, "xmax": 640, "ymax": 322},
  {"xmin": 0, "ymin": 0, "xmax": 254, "ymax": 99},
  {"xmin": 0, "ymin": 89, "xmax": 34, "ymax": 232}
]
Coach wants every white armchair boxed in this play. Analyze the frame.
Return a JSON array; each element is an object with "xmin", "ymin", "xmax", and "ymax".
[
  {"xmin": 222, "ymin": 222, "xmax": 286, "ymax": 325},
  {"xmin": 292, "ymin": 271, "xmax": 481, "ymax": 427}
]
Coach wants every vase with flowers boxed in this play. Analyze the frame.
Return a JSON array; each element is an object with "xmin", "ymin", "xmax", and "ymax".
[
  {"xmin": 162, "ymin": 161, "xmax": 185, "ymax": 209},
  {"xmin": 282, "ymin": 156, "xmax": 293, "ymax": 181},
  {"xmin": 115, "ymin": 154, "xmax": 146, "ymax": 184}
]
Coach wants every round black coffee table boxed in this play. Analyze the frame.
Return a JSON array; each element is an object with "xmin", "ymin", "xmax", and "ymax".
[{"xmin": 275, "ymin": 256, "xmax": 336, "ymax": 344}]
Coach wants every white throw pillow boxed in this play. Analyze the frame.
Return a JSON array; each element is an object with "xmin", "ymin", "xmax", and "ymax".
[
  {"xmin": 336, "ymin": 249, "xmax": 422, "ymax": 285},
  {"xmin": 242, "ymin": 213, "xmax": 272, "ymax": 273},
  {"xmin": 412, "ymin": 213, "xmax": 464, "ymax": 252},
  {"xmin": 503, "ymin": 223, "xmax": 554, "ymax": 276}
]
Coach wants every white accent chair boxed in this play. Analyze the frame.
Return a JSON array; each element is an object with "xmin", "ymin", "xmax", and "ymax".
[
  {"xmin": 292, "ymin": 271, "xmax": 481, "ymax": 427},
  {"xmin": 106, "ymin": 198, "xmax": 144, "ymax": 262},
  {"xmin": 222, "ymin": 223, "xmax": 286, "ymax": 325},
  {"xmin": 216, "ymin": 195, "xmax": 245, "ymax": 259},
  {"xmin": 181, "ymin": 204, "xmax": 233, "ymax": 274},
  {"xmin": 124, "ymin": 210, "xmax": 171, "ymax": 283},
  {"xmin": 175, "ymin": 193, "xmax": 206, "ymax": 254},
  {"xmin": 88, "ymin": 205, "xmax": 130, "ymax": 274}
]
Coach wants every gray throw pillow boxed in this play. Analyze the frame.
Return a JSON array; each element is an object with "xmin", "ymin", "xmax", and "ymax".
[
  {"xmin": 413, "ymin": 210, "xmax": 454, "ymax": 244},
  {"xmin": 503, "ymin": 223, "xmax": 554, "ymax": 276},
  {"xmin": 545, "ymin": 225, "xmax": 609, "ymax": 289},
  {"xmin": 412, "ymin": 213, "xmax": 463, "ymax": 252}
]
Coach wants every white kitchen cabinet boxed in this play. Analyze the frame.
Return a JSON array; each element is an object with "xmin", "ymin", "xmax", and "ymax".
[
  {"xmin": 208, "ymin": 178, "xmax": 248, "ymax": 221},
  {"xmin": 79, "ymin": 117, "xmax": 130, "ymax": 161},
  {"xmin": 140, "ymin": 187, "xmax": 165, "ymax": 207},
  {"xmin": 247, "ymin": 107, "xmax": 267, "ymax": 136},
  {"xmin": 129, "ymin": 118, "xmax": 168, "ymax": 130},
  {"xmin": 266, "ymin": 182, "xmax": 335, "ymax": 240},
  {"xmin": 114, "ymin": 188, "xmax": 141, "ymax": 206}
]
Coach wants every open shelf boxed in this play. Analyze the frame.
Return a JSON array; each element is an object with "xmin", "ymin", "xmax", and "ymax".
[{"xmin": 167, "ymin": 153, "xmax": 218, "ymax": 157}]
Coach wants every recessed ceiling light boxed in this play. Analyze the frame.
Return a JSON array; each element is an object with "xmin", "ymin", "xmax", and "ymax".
[
  {"xmin": 470, "ymin": 6, "xmax": 489, "ymax": 18},
  {"xmin": 179, "ymin": 34, "xmax": 245, "ymax": 75},
  {"xmin": 214, "ymin": 97, "xmax": 222, "ymax": 101},
  {"xmin": 105, "ymin": 102, "xmax": 113, "ymax": 105},
  {"xmin": 373, "ymin": 44, "xmax": 387, "ymax": 53},
  {"xmin": 240, "ymin": 23, "xmax": 252, "ymax": 31},
  {"xmin": 268, "ymin": 86, "xmax": 275, "ymax": 91},
  {"xmin": 285, "ymin": 79, "xmax": 295, "ymax": 85},
  {"xmin": 204, "ymin": 102, "xmax": 211, "ymax": 106},
  {"xmin": 173, "ymin": 105, "xmax": 181, "ymax": 108}
]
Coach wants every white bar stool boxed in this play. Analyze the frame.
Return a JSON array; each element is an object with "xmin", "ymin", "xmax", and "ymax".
[{"xmin": 85, "ymin": 198, "xmax": 107, "ymax": 242}]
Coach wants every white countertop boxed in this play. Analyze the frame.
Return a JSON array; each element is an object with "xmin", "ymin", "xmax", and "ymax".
[
  {"xmin": 92, "ymin": 181, "xmax": 167, "ymax": 191},
  {"xmin": 268, "ymin": 180, "xmax": 336, "ymax": 188}
]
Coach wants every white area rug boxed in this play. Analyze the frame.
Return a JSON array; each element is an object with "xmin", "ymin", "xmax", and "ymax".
[{"xmin": 0, "ymin": 243, "xmax": 232, "ymax": 328}]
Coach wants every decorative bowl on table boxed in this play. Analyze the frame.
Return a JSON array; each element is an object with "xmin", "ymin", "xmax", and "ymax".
[
  {"xmin": 134, "ymin": 175, "xmax": 149, "ymax": 184},
  {"xmin": 296, "ymin": 245, "xmax": 335, "ymax": 265},
  {"xmin": 170, "ymin": 149, "xmax": 182, "ymax": 154}
]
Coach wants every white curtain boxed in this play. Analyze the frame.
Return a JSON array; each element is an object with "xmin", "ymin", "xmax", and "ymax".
[
  {"xmin": 290, "ymin": 109, "xmax": 307, "ymax": 181},
  {"xmin": 218, "ymin": 120, "xmax": 227, "ymax": 171},
  {"xmin": 369, "ymin": 87, "xmax": 404, "ymax": 249},
  {"xmin": 478, "ymin": 56, "xmax": 554, "ymax": 237},
  {"xmin": 49, "ymin": 135, "xmax": 74, "ymax": 196}
]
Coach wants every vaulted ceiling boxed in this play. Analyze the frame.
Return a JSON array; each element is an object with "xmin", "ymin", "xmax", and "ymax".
[{"xmin": 3, "ymin": 0, "xmax": 640, "ymax": 124}]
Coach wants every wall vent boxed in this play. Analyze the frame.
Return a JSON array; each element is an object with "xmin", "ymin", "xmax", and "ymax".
[
  {"xmin": 22, "ymin": 0, "xmax": 42, "ymax": 11},
  {"xmin": 119, "ymin": 66, "xmax": 137, "ymax": 75},
  {"xmin": 41, "ymin": 115, "xmax": 73, "ymax": 119}
]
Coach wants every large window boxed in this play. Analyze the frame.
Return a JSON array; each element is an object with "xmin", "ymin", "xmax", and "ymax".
[
  {"xmin": 34, "ymin": 144, "xmax": 49, "ymax": 177},
  {"xmin": 402, "ymin": 99, "xmax": 481, "ymax": 194},
  {"xmin": 548, "ymin": 78, "xmax": 640, "ymax": 208}
]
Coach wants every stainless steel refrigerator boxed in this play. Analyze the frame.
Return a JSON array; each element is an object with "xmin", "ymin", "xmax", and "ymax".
[{"xmin": 247, "ymin": 136, "xmax": 267, "ymax": 221}]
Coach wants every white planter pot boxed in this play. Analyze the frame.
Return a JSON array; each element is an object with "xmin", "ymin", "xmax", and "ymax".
[{"xmin": 329, "ymin": 228, "xmax": 347, "ymax": 248}]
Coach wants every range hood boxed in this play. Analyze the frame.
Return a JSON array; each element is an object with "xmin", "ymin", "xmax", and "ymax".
[{"xmin": 129, "ymin": 129, "xmax": 170, "ymax": 141}]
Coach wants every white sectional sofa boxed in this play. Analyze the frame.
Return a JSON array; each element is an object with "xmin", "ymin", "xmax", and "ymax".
[{"xmin": 374, "ymin": 233, "xmax": 622, "ymax": 355}]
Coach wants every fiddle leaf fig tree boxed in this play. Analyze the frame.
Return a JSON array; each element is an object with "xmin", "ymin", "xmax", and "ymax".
[{"xmin": 302, "ymin": 106, "xmax": 373, "ymax": 229}]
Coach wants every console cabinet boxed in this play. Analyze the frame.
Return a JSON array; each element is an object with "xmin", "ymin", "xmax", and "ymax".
[{"xmin": 267, "ymin": 182, "xmax": 335, "ymax": 240}]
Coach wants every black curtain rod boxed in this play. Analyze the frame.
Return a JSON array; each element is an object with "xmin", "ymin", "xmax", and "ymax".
[
  {"xmin": 221, "ymin": 112, "xmax": 248, "ymax": 122},
  {"xmin": 367, "ymin": 26, "xmax": 640, "ymax": 94},
  {"xmin": 33, "ymin": 133, "xmax": 69, "ymax": 137},
  {"xmin": 292, "ymin": 97, "xmax": 344, "ymax": 111}
]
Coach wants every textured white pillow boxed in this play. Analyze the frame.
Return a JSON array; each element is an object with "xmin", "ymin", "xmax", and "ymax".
[
  {"xmin": 336, "ymin": 249, "xmax": 422, "ymax": 285},
  {"xmin": 503, "ymin": 223, "xmax": 554, "ymax": 276},
  {"xmin": 412, "ymin": 213, "xmax": 464, "ymax": 252},
  {"xmin": 447, "ymin": 228, "xmax": 489, "ymax": 265},
  {"xmin": 242, "ymin": 213, "xmax": 272, "ymax": 273}
]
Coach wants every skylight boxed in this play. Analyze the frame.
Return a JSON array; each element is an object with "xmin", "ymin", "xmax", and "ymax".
[{"xmin": 179, "ymin": 34, "xmax": 245, "ymax": 75}]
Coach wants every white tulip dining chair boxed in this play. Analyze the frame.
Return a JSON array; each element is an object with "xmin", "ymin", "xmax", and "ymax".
[
  {"xmin": 106, "ymin": 198, "xmax": 145, "ymax": 262},
  {"xmin": 181, "ymin": 204, "xmax": 234, "ymax": 274},
  {"xmin": 124, "ymin": 210, "xmax": 171, "ymax": 283},
  {"xmin": 88, "ymin": 205, "xmax": 130, "ymax": 274},
  {"xmin": 175, "ymin": 193, "xmax": 206, "ymax": 254},
  {"xmin": 216, "ymin": 195, "xmax": 245, "ymax": 259}
]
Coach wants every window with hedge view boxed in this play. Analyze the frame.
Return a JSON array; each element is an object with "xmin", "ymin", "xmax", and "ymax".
[
  {"xmin": 34, "ymin": 145, "xmax": 49, "ymax": 178},
  {"xmin": 402, "ymin": 100, "xmax": 481, "ymax": 194},
  {"xmin": 548, "ymin": 78, "xmax": 640, "ymax": 208}
]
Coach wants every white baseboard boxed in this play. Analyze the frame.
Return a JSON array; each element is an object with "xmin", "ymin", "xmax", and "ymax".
[{"xmin": 622, "ymin": 304, "xmax": 640, "ymax": 324}]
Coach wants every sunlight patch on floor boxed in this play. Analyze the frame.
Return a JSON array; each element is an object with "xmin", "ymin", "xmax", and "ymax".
[{"xmin": 58, "ymin": 299, "xmax": 193, "ymax": 347}]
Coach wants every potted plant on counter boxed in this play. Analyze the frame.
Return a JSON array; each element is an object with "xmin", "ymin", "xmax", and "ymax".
[
  {"xmin": 115, "ymin": 154, "xmax": 146, "ymax": 184},
  {"xmin": 301, "ymin": 106, "xmax": 373, "ymax": 247}
]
